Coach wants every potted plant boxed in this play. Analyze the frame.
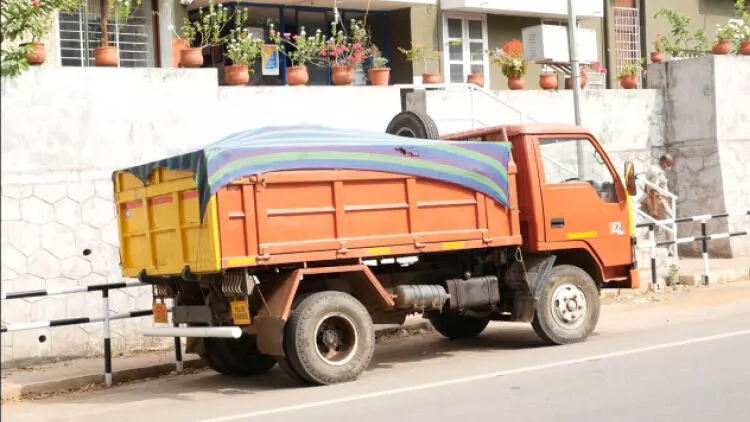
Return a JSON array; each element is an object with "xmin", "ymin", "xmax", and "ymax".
[
  {"xmin": 651, "ymin": 33, "xmax": 664, "ymax": 63},
  {"xmin": 269, "ymin": 25, "xmax": 326, "ymax": 86},
  {"xmin": 224, "ymin": 28, "xmax": 263, "ymax": 86},
  {"xmin": 617, "ymin": 59, "xmax": 644, "ymax": 89},
  {"xmin": 654, "ymin": 9, "xmax": 708, "ymax": 60},
  {"xmin": 94, "ymin": 0, "xmax": 142, "ymax": 66},
  {"xmin": 318, "ymin": 19, "xmax": 369, "ymax": 85},
  {"xmin": 178, "ymin": 0, "xmax": 233, "ymax": 69},
  {"xmin": 713, "ymin": 23, "xmax": 734, "ymax": 54},
  {"xmin": 398, "ymin": 44, "xmax": 441, "ymax": 84},
  {"xmin": 565, "ymin": 64, "xmax": 590, "ymax": 89},
  {"xmin": 368, "ymin": 54, "xmax": 390, "ymax": 86},
  {"xmin": 489, "ymin": 39, "xmax": 528, "ymax": 90},
  {"xmin": 539, "ymin": 67, "xmax": 557, "ymax": 90},
  {"xmin": 1, "ymin": 0, "xmax": 79, "ymax": 76},
  {"xmin": 733, "ymin": 0, "xmax": 750, "ymax": 55}
]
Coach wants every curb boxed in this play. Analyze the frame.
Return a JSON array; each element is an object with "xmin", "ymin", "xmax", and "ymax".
[{"xmin": 1, "ymin": 320, "xmax": 434, "ymax": 401}]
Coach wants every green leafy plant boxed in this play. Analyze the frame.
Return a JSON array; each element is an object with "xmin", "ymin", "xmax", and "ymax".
[
  {"xmin": 109, "ymin": 0, "xmax": 142, "ymax": 24},
  {"xmin": 653, "ymin": 9, "xmax": 708, "ymax": 58},
  {"xmin": 715, "ymin": 22, "xmax": 735, "ymax": 41},
  {"xmin": 398, "ymin": 43, "xmax": 439, "ymax": 74},
  {"xmin": 225, "ymin": 33, "xmax": 262, "ymax": 67},
  {"xmin": 180, "ymin": 0, "xmax": 236, "ymax": 49},
  {"xmin": 1, "ymin": 0, "xmax": 81, "ymax": 78},
  {"xmin": 269, "ymin": 25, "xmax": 326, "ymax": 67},
  {"xmin": 653, "ymin": 33, "xmax": 664, "ymax": 52},
  {"xmin": 617, "ymin": 58, "xmax": 646, "ymax": 81},
  {"xmin": 318, "ymin": 19, "xmax": 370, "ymax": 67},
  {"xmin": 665, "ymin": 263, "xmax": 680, "ymax": 287},
  {"xmin": 489, "ymin": 39, "xmax": 528, "ymax": 78},
  {"xmin": 371, "ymin": 56, "xmax": 388, "ymax": 69}
]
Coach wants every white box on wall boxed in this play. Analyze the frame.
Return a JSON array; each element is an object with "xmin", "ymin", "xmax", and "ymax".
[{"xmin": 522, "ymin": 25, "xmax": 599, "ymax": 64}]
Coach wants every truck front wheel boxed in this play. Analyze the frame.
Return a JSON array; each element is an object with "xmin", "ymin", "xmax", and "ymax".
[
  {"xmin": 428, "ymin": 311, "xmax": 490, "ymax": 339},
  {"xmin": 531, "ymin": 265, "xmax": 600, "ymax": 345},
  {"xmin": 203, "ymin": 335, "xmax": 277, "ymax": 376},
  {"xmin": 283, "ymin": 291, "xmax": 375, "ymax": 385}
]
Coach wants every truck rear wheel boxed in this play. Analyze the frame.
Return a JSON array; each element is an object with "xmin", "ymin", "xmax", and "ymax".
[
  {"xmin": 531, "ymin": 265, "xmax": 600, "ymax": 345},
  {"xmin": 283, "ymin": 291, "xmax": 375, "ymax": 385},
  {"xmin": 203, "ymin": 335, "xmax": 277, "ymax": 376},
  {"xmin": 428, "ymin": 311, "xmax": 490, "ymax": 339}
]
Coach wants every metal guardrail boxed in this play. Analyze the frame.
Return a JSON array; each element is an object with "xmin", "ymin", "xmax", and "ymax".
[
  {"xmin": 637, "ymin": 211, "xmax": 750, "ymax": 286},
  {"xmin": 1, "ymin": 281, "xmax": 182, "ymax": 388}
]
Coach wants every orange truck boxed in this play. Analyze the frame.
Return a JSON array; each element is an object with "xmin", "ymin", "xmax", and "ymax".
[{"xmin": 112, "ymin": 112, "xmax": 639, "ymax": 385}]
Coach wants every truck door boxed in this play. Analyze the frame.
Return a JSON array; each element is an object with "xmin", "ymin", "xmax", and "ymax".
[{"xmin": 536, "ymin": 136, "xmax": 632, "ymax": 267}]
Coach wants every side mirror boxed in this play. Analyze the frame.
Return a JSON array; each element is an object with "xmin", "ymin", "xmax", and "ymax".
[{"xmin": 623, "ymin": 161, "xmax": 637, "ymax": 197}]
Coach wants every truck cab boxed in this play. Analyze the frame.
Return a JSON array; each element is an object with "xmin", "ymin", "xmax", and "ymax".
[{"xmin": 442, "ymin": 123, "xmax": 639, "ymax": 290}]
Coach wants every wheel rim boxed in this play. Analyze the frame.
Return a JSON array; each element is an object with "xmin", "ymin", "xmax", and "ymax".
[
  {"xmin": 550, "ymin": 284, "xmax": 588, "ymax": 329},
  {"xmin": 396, "ymin": 127, "xmax": 417, "ymax": 138},
  {"xmin": 314, "ymin": 312, "xmax": 359, "ymax": 367}
]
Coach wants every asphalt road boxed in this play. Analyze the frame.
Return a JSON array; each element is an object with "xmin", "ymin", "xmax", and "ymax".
[{"xmin": 3, "ymin": 285, "xmax": 750, "ymax": 422}]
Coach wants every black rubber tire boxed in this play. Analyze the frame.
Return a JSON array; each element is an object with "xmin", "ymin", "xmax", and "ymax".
[
  {"xmin": 203, "ymin": 335, "xmax": 277, "ymax": 376},
  {"xmin": 427, "ymin": 311, "xmax": 490, "ymax": 340},
  {"xmin": 284, "ymin": 291, "xmax": 375, "ymax": 385},
  {"xmin": 385, "ymin": 111, "xmax": 440, "ymax": 140},
  {"xmin": 275, "ymin": 356, "xmax": 312, "ymax": 385},
  {"xmin": 531, "ymin": 265, "xmax": 601, "ymax": 345}
]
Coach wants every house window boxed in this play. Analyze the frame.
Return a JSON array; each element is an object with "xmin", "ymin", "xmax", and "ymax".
[
  {"xmin": 442, "ymin": 14, "xmax": 488, "ymax": 87},
  {"xmin": 58, "ymin": 0, "xmax": 156, "ymax": 67}
]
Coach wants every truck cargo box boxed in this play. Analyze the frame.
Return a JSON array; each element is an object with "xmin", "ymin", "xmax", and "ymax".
[{"xmin": 113, "ymin": 126, "xmax": 520, "ymax": 277}]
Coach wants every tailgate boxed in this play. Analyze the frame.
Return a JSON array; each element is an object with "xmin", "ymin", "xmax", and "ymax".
[{"xmin": 113, "ymin": 168, "xmax": 221, "ymax": 277}]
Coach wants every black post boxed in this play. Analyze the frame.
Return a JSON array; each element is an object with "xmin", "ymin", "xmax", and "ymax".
[
  {"xmin": 649, "ymin": 224, "xmax": 657, "ymax": 288},
  {"xmin": 701, "ymin": 220, "xmax": 709, "ymax": 285},
  {"xmin": 102, "ymin": 287, "xmax": 113, "ymax": 387},
  {"xmin": 173, "ymin": 319, "xmax": 183, "ymax": 373}
]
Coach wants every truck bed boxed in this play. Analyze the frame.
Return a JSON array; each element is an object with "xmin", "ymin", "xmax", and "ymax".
[{"xmin": 114, "ymin": 166, "xmax": 521, "ymax": 277}]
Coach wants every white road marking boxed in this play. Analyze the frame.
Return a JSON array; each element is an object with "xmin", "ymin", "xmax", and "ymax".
[{"xmin": 196, "ymin": 328, "xmax": 750, "ymax": 422}]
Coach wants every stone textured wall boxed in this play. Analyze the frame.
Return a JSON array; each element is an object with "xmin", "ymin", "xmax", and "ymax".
[{"xmin": 647, "ymin": 56, "xmax": 750, "ymax": 258}]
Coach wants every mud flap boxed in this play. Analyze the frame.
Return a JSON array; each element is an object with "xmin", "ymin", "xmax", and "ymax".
[
  {"xmin": 503, "ymin": 254, "xmax": 557, "ymax": 323},
  {"xmin": 254, "ymin": 315, "xmax": 286, "ymax": 357}
]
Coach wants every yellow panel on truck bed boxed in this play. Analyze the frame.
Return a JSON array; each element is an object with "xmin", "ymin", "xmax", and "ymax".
[{"xmin": 113, "ymin": 168, "xmax": 221, "ymax": 277}]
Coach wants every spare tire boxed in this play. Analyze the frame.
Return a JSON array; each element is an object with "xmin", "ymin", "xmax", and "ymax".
[{"xmin": 385, "ymin": 111, "xmax": 440, "ymax": 140}]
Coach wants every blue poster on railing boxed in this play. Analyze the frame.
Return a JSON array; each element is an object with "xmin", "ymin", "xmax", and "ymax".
[{"xmin": 262, "ymin": 45, "xmax": 279, "ymax": 76}]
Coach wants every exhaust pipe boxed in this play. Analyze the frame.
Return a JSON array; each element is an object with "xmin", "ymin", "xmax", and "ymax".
[{"xmin": 140, "ymin": 325, "xmax": 243, "ymax": 339}]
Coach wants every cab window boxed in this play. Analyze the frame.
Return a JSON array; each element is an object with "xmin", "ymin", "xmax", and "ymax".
[{"xmin": 539, "ymin": 138, "xmax": 618, "ymax": 203}]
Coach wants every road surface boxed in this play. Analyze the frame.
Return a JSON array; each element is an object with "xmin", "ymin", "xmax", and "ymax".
[{"xmin": 3, "ymin": 283, "xmax": 750, "ymax": 422}]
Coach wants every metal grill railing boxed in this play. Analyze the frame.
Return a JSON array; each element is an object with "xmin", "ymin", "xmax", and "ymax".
[
  {"xmin": 613, "ymin": 6, "xmax": 642, "ymax": 87},
  {"xmin": 58, "ymin": 0, "xmax": 153, "ymax": 68}
]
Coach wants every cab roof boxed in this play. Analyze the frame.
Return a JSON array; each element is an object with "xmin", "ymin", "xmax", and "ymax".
[{"xmin": 440, "ymin": 123, "xmax": 592, "ymax": 141}]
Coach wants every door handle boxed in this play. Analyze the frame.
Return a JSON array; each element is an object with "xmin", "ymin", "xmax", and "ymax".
[{"xmin": 551, "ymin": 218, "xmax": 565, "ymax": 228}]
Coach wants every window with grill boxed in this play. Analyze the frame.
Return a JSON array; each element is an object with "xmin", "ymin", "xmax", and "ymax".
[
  {"xmin": 58, "ymin": 0, "xmax": 155, "ymax": 67},
  {"xmin": 613, "ymin": 6, "xmax": 642, "ymax": 87}
]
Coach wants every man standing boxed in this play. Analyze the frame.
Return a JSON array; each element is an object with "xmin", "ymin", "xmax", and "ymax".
[{"xmin": 640, "ymin": 154, "xmax": 675, "ymax": 256}]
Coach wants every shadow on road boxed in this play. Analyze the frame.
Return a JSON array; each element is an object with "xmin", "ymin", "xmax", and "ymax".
[{"xmin": 20, "ymin": 323, "xmax": 555, "ymax": 407}]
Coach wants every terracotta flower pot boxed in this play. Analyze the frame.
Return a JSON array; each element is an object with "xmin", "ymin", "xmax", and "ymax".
[
  {"xmin": 466, "ymin": 73, "xmax": 484, "ymax": 87},
  {"xmin": 620, "ymin": 74, "xmax": 638, "ymax": 89},
  {"xmin": 225, "ymin": 64, "xmax": 250, "ymax": 86},
  {"xmin": 422, "ymin": 73, "xmax": 441, "ymax": 84},
  {"xmin": 507, "ymin": 76, "xmax": 526, "ymax": 90},
  {"xmin": 711, "ymin": 40, "xmax": 732, "ymax": 55},
  {"xmin": 740, "ymin": 42, "xmax": 750, "ymax": 56},
  {"xmin": 650, "ymin": 51, "xmax": 664, "ymax": 64},
  {"xmin": 94, "ymin": 46, "xmax": 118, "ymax": 67},
  {"xmin": 539, "ymin": 73, "xmax": 558, "ymax": 90},
  {"xmin": 22, "ymin": 42, "xmax": 46, "ymax": 65},
  {"xmin": 331, "ymin": 65, "xmax": 354, "ymax": 85},
  {"xmin": 180, "ymin": 48, "xmax": 204, "ymax": 68},
  {"xmin": 286, "ymin": 66, "xmax": 309, "ymax": 86},
  {"xmin": 368, "ymin": 68, "xmax": 390, "ymax": 86}
]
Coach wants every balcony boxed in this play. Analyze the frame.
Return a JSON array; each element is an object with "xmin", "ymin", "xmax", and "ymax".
[{"xmin": 440, "ymin": 0, "xmax": 604, "ymax": 20}]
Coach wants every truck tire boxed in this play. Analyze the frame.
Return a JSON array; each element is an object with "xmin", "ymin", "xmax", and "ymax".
[
  {"xmin": 531, "ymin": 265, "xmax": 600, "ymax": 345},
  {"xmin": 203, "ymin": 335, "xmax": 277, "ymax": 376},
  {"xmin": 428, "ymin": 311, "xmax": 490, "ymax": 339},
  {"xmin": 385, "ymin": 111, "xmax": 440, "ymax": 139},
  {"xmin": 283, "ymin": 291, "xmax": 375, "ymax": 385}
]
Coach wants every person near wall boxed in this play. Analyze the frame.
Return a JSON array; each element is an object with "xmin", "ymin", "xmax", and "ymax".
[{"xmin": 640, "ymin": 154, "xmax": 676, "ymax": 256}]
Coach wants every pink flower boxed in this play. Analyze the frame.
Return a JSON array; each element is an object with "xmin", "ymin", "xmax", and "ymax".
[
  {"xmin": 292, "ymin": 35, "xmax": 300, "ymax": 41},
  {"xmin": 353, "ymin": 43, "xmax": 362, "ymax": 50},
  {"xmin": 602, "ymin": 68, "xmax": 608, "ymax": 75},
  {"xmin": 283, "ymin": 33, "xmax": 292, "ymax": 38},
  {"xmin": 342, "ymin": 45, "xmax": 349, "ymax": 52},
  {"xmin": 318, "ymin": 50, "xmax": 326, "ymax": 57},
  {"xmin": 32, "ymin": 0, "xmax": 40, "ymax": 6}
]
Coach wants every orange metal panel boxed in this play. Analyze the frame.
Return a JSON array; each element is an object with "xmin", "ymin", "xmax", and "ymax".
[{"xmin": 216, "ymin": 168, "xmax": 521, "ymax": 269}]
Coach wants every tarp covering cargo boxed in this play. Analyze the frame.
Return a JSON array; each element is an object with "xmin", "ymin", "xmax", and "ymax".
[{"xmin": 115, "ymin": 125, "xmax": 512, "ymax": 219}]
